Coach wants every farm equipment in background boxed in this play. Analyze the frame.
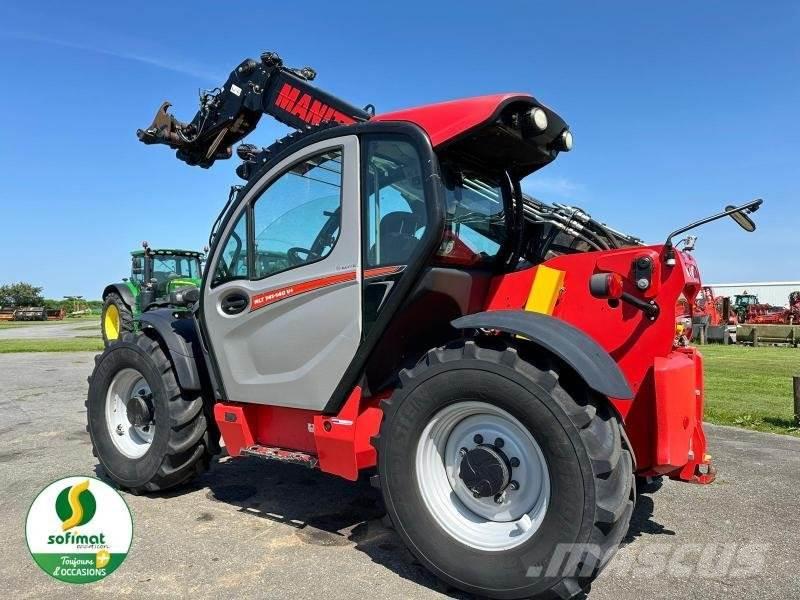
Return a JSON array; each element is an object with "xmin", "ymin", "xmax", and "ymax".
[
  {"xmin": 732, "ymin": 291, "xmax": 800, "ymax": 325},
  {"xmin": 100, "ymin": 243, "xmax": 204, "ymax": 345},
  {"xmin": 0, "ymin": 307, "xmax": 16, "ymax": 321},
  {"xmin": 86, "ymin": 50, "xmax": 764, "ymax": 599},
  {"xmin": 46, "ymin": 308, "xmax": 66, "ymax": 320},
  {"xmin": 13, "ymin": 306, "xmax": 47, "ymax": 321}
]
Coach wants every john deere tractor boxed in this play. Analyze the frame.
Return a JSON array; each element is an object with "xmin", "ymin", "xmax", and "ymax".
[{"xmin": 101, "ymin": 242, "xmax": 203, "ymax": 344}]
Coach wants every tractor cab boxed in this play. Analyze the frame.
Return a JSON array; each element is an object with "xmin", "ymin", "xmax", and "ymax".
[
  {"xmin": 131, "ymin": 246, "xmax": 203, "ymax": 300},
  {"xmin": 732, "ymin": 292, "xmax": 759, "ymax": 322}
]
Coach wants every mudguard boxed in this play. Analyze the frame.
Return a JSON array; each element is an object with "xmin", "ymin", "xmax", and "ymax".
[
  {"xmin": 103, "ymin": 283, "xmax": 135, "ymax": 309},
  {"xmin": 451, "ymin": 310, "xmax": 633, "ymax": 399},
  {"xmin": 138, "ymin": 309, "xmax": 205, "ymax": 391}
]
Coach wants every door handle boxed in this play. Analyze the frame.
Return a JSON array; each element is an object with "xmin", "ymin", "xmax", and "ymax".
[{"xmin": 220, "ymin": 292, "xmax": 249, "ymax": 315}]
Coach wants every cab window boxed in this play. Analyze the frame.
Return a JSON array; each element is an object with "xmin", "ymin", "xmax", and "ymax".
[
  {"xmin": 436, "ymin": 168, "xmax": 508, "ymax": 266},
  {"xmin": 365, "ymin": 139, "xmax": 426, "ymax": 267},
  {"xmin": 252, "ymin": 149, "xmax": 343, "ymax": 279},
  {"xmin": 212, "ymin": 211, "xmax": 249, "ymax": 286}
]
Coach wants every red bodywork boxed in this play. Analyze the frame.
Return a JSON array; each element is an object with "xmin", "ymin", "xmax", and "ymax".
[
  {"xmin": 215, "ymin": 244, "xmax": 713, "ymax": 484},
  {"xmin": 212, "ymin": 94, "xmax": 712, "ymax": 485},
  {"xmin": 486, "ymin": 246, "xmax": 712, "ymax": 482}
]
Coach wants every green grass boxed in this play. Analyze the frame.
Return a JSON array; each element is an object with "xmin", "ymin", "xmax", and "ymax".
[
  {"xmin": 702, "ymin": 344, "xmax": 800, "ymax": 436},
  {"xmin": 0, "ymin": 338, "xmax": 104, "ymax": 353},
  {"xmin": 0, "ymin": 314, "xmax": 99, "ymax": 328}
]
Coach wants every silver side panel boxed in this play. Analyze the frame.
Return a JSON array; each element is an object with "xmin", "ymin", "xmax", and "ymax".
[{"xmin": 203, "ymin": 136, "xmax": 362, "ymax": 410}]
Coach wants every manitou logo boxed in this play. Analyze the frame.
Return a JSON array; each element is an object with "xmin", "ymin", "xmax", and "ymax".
[{"xmin": 274, "ymin": 83, "xmax": 357, "ymax": 126}]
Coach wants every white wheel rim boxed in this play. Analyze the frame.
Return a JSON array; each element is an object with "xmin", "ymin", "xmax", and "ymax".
[
  {"xmin": 105, "ymin": 368, "xmax": 155, "ymax": 459},
  {"xmin": 415, "ymin": 401, "xmax": 550, "ymax": 551}
]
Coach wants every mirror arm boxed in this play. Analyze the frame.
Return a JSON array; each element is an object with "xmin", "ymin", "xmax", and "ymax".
[{"xmin": 663, "ymin": 199, "xmax": 762, "ymax": 265}]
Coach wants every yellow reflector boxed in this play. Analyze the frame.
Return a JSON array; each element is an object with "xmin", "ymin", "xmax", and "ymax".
[{"xmin": 525, "ymin": 265, "xmax": 565, "ymax": 315}]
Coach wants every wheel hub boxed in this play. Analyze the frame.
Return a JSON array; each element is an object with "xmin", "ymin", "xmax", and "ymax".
[
  {"xmin": 458, "ymin": 444, "xmax": 511, "ymax": 498},
  {"xmin": 416, "ymin": 402, "xmax": 551, "ymax": 551},
  {"xmin": 126, "ymin": 392, "xmax": 154, "ymax": 427},
  {"xmin": 105, "ymin": 368, "xmax": 155, "ymax": 458}
]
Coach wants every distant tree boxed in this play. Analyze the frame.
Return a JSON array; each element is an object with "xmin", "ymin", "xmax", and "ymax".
[{"xmin": 0, "ymin": 282, "xmax": 45, "ymax": 307}]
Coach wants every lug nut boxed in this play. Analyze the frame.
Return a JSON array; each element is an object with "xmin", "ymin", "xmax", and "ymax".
[
  {"xmin": 494, "ymin": 492, "xmax": 506, "ymax": 504},
  {"xmin": 495, "ymin": 437, "xmax": 504, "ymax": 448},
  {"xmin": 509, "ymin": 480, "xmax": 519, "ymax": 491},
  {"xmin": 473, "ymin": 434, "xmax": 483, "ymax": 444},
  {"xmin": 116, "ymin": 424, "xmax": 124, "ymax": 436},
  {"xmin": 510, "ymin": 457, "xmax": 520, "ymax": 467}
]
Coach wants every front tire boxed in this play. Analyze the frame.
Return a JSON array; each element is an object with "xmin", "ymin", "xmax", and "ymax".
[
  {"xmin": 86, "ymin": 332, "xmax": 215, "ymax": 493},
  {"xmin": 376, "ymin": 338, "xmax": 634, "ymax": 600},
  {"xmin": 102, "ymin": 292, "xmax": 134, "ymax": 346}
]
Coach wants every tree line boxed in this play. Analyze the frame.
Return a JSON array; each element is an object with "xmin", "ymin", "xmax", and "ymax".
[{"xmin": 0, "ymin": 282, "xmax": 102, "ymax": 310}]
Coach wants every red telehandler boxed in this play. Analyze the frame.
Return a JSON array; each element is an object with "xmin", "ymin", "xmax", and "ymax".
[{"xmin": 87, "ymin": 51, "xmax": 763, "ymax": 599}]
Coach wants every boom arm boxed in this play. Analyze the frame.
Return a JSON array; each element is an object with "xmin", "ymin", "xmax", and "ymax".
[{"xmin": 136, "ymin": 51, "xmax": 371, "ymax": 168}]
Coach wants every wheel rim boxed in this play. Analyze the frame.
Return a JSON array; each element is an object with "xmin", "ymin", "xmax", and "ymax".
[
  {"xmin": 104, "ymin": 304, "xmax": 120, "ymax": 340},
  {"xmin": 415, "ymin": 401, "xmax": 550, "ymax": 551},
  {"xmin": 105, "ymin": 368, "xmax": 155, "ymax": 458}
]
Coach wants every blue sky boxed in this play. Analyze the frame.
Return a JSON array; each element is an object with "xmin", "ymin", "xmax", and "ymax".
[{"xmin": 0, "ymin": 2, "xmax": 797, "ymax": 298}]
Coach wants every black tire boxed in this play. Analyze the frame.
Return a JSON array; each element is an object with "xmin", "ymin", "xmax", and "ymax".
[
  {"xmin": 101, "ymin": 292, "xmax": 134, "ymax": 346},
  {"xmin": 86, "ymin": 332, "xmax": 215, "ymax": 493},
  {"xmin": 375, "ymin": 338, "xmax": 634, "ymax": 600}
]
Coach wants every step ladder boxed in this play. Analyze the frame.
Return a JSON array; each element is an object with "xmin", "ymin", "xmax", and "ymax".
[{"xmin": 240, "ymin": 445, "xmax": 319, "ymax": 469}]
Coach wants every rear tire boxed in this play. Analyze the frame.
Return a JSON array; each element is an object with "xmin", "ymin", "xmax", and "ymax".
[
  {"xmin": 102, "ymin": 292, "xmax": 134, "ymax": 346},
  {"xmin": 375, "ymin": 338, "xmax": 634, "ymax": 600},
  {"xmin": 86, "ymin": 332, "xmax": 215, "ymax": 493}
]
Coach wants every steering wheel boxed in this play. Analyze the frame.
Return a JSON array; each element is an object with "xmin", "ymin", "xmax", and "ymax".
[{"xmin": 287, "ymin": 247, "xmax": 318, "ymax": 266}]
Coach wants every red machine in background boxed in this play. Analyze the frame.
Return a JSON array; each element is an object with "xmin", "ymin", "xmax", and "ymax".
[{"xmin": 740, "ymin": 291, "xmax": 800, "ymax": 325}]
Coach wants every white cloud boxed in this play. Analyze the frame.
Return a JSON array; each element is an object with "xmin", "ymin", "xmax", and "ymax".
[
  {"xmin": 1, "ymin": 31, "xmax": 223, "ymax": 82},
  {"xmin": 521, "ymin": 176, "xmax": 587, "ymax": 202}
]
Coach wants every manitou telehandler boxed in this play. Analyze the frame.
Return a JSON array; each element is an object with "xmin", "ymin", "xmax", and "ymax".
[{"xmin": 86, "ymin": 51, "xmax": 762, "ymax": 599}]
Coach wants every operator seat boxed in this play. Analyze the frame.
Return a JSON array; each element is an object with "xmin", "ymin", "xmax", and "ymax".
[
  {"xmin": 373, "ymin": 211, "xmax": 423, "ymax": 265},
  {"xmin": 151, "ymin": 271, "xmax": 172, "ymax": 294}
]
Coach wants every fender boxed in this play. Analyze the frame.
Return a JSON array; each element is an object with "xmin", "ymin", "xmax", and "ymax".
[
  {"xmin": 138, "ymin": 309, "xmax": 205, "ymax": 392},
  {"xmin": 451, "ymin": 310, "xmax": 633, "ymax": 399},
  {"xmin": 102, "ymin": 283, "xmax": 135, "ymax": 309}
]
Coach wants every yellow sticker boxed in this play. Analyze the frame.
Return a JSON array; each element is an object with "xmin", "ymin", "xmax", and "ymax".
[{"xmin": 525, "ymin": 265, "xmax": 565, "ymax": 315}]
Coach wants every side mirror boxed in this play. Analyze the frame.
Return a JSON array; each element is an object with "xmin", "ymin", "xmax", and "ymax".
[
  {"xmin": 726, "ymin": 204, "xmax": 757, "ymax": 232},
  {"xmin": 663, "ymin": 198, "xmax": 764, "ymax": 265}
]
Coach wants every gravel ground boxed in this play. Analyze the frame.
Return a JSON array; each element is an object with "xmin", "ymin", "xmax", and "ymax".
[
  {"xmin": 1, "ymin": 351, "xmax": 798, "ymax": 599},
  {"xmin": 0, "ymin": 321, "xmax": 100, "ymax": 340}
]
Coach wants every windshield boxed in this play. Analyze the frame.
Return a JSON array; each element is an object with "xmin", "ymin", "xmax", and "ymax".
[
  {"xmin": 150, "ymin": 254, "xmax": 201, "ymax": 280},
  {"xmin": 436, "ymin": 167, "xmax": 508, "ymax": 266}
]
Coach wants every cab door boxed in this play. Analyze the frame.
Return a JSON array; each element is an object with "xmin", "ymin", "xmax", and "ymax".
[{"xmin": 202, "ymin": 136, "xmax": 361, "ymax": 410}]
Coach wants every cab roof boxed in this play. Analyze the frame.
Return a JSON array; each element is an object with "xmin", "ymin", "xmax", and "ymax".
[
  {"xmin": 373, "ymin": 94, "xmax": 540, "ymax": 146},
  {"xmin": 373, "ymin": 93, "xmax": 570, "ymax": 178}
]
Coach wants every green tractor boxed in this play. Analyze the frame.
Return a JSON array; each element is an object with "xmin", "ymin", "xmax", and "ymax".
[
  {"xmin": 731, "ymin": 292, "xmax": 759, "ymax": 323},
  {"xmin": 101, "ymin": 242, "xmax": 204, "ymax": 345}
]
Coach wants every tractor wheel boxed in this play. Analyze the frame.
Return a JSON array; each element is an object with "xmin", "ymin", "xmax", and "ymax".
[
  {"xmin": 375, "ymin": 338, "xmax": 634, "ymax": 600},
  {"xmin": 102, "ymin": 293, "xmax": 134, "ymax": 346},
  {"xmin": 86, "ymin": 332, "xmax": 215, "ymax": 493}
]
